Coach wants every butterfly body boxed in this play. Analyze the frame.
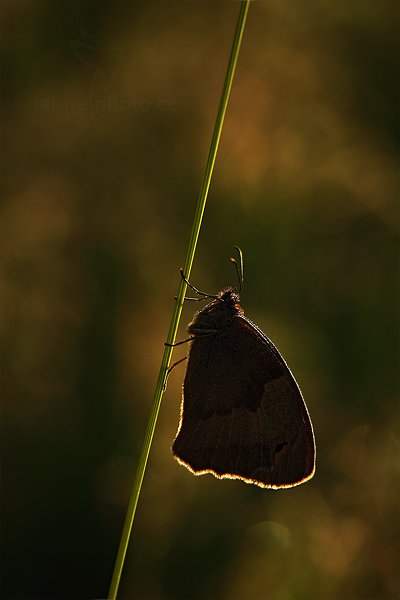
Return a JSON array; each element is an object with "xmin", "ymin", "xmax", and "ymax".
[{"xmin": 172, "ymin": 287, "xmax": 316, "ymax": 489}]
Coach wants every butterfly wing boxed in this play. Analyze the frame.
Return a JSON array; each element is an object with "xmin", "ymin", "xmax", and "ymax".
[{"xmin": 172, "ymin": 316, "xmax": 315, "ymax": 488}]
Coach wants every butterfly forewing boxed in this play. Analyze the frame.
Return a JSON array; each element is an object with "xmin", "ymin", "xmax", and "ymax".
[{"xmin": 172, "ymin": 309, "xmax": 315, "ymax": 489}]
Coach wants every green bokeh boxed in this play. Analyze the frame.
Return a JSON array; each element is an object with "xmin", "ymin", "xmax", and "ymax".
[{"xmin": 1, "ymin": 2, "xmax": 398, "ymax": 599}]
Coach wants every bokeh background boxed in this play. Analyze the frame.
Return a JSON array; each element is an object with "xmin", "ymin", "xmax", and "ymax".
[{"xmin": 1, "ymin": 1, "xmax": 399, "ymax": 599}]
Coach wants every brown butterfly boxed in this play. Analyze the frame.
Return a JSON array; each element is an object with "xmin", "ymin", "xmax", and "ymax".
[{"xmin": 172, "ymin": 248, "xmax": 315, "ymax": 489}]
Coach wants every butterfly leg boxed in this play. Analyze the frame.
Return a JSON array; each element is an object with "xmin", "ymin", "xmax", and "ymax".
[
  {"xmin": 179, "ymin": 269, "xmax": 218, "ymax": 300},
  {"xmin": 165, "ymin": 337, "xmax": 193, "ymax": 347},
  {"xmin": 174, "ymin": 295, "xmax": 208, "ymax": 302},
  {"xmin": 163, "ymin": 356, "xmax": 188, "ymax": 390}
]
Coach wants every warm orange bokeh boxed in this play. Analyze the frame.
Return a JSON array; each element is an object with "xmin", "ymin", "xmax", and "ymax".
[{"xmin": 1, "ymin": 2, "xmax": 398, "ymax": 599}]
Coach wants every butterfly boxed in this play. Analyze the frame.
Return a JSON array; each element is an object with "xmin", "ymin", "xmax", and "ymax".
[{"xmin": 171, "ymin": 248, "xmax": 315, "ymax": 489}]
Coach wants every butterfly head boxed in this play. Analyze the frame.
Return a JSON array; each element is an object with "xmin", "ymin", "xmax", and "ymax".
[
  {"xmin": 217, "ymin": 286, "xmax": 241, "ymax": 306},
  {"xmin": 188, "ymin": 287, "xmax": 243, "ymax": 334}
]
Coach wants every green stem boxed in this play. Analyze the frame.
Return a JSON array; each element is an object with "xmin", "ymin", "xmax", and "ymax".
[{"xmin": 108, "ymin": 2, "xmax": 250, "ymax": 598}]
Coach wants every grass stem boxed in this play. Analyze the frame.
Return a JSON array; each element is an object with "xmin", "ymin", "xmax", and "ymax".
[{"xmin": 108, "ymin": 3, "xmax": 250, "ymax": 598}]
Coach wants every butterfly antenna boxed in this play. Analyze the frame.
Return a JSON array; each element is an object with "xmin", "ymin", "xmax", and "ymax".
[{"xmin": 229, "ymin": 246, "xmax": 244, "ymax": 294}]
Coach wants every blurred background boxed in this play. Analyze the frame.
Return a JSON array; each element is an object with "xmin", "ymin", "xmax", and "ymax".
[{"xmin": 1, "ymin": 1, "xmax": 399, "ymax": 599}]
